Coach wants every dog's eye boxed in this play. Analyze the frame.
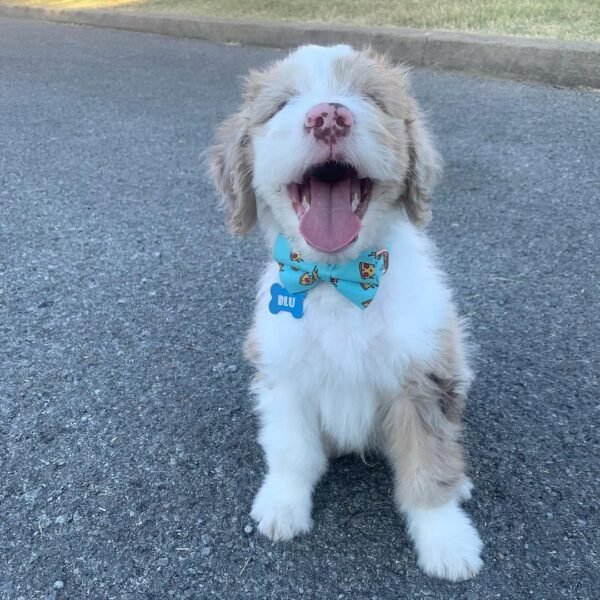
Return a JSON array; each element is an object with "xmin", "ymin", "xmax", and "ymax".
[
  {"xmin": 268, "ymin": 100, "xmax": 288, "ymax": 120},
  {"xmin": 366, "ymin": 93, "xmax": 388, "ymax": 114}
]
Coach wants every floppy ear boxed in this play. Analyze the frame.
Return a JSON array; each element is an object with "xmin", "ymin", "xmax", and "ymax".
[
  {"xmin": 400, "ymin": 115, "xmax": 442, "ymax": 228},
  {"xmin": 209, "ymin": 110, "xmax": 257, "ymax": 235}
]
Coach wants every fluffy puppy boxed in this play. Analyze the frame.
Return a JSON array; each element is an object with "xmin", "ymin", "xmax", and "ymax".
[{"xmin": 210, "ymin": 45, "xmax": 483, "ymax": 581}]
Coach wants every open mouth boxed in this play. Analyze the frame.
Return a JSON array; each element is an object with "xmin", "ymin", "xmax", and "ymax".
[{"xmin": 288, "ymin": 161, "xmax": 372, "ymax": 253}]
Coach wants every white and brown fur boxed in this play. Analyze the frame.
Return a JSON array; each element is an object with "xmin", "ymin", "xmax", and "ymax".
[{"xmin": 210, "ymin": 45, "xmax": 483, "ymax": 581}]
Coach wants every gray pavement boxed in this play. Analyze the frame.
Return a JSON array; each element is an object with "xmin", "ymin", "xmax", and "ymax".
[{"xmin": 1, "ymin": 16, "xmax": 599, "ymax": 600}]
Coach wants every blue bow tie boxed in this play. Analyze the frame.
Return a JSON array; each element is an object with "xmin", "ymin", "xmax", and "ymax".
[{"xmin": 273, "ymin": 235, "xmax": 389, "ymax": 309}]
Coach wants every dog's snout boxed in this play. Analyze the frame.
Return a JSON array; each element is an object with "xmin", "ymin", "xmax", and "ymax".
[{"xmin": 304, "ymin": 103, "xmax": 353, "ymax": 143}]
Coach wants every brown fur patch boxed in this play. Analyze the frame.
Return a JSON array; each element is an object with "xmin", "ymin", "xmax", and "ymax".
[
  {"xmin": 400, "ymin": 118, "xmax": 441, "ymax": 228},
  {"xmin": 244, "ymin": 66, "xmax": 299, "ymax": 127},
  {"xmin": 332, "ymin": 48, "xmax": 441, "ymax": 228},
  {"xmin": 428, "ymin": 373, "xmax": 464, "ymax": 424},
  {"xmin": 381, "ymin": 314, "xmax": 471, "ymax": 509},
  {"xmin": 208, "ymin": 110, "xmax": 257, "ymax": 235},
  {"xmin": 332, "ymin": 49, "xmax": 416, "ymax": 120}
]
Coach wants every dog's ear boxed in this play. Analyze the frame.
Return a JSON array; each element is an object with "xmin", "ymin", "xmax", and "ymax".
[
  {"xmin": 400, "ymin": 115, "xmax": 442, "ymax": 228},
  {"xmin": 209, "ymin": 109, "xmax": 257, "ymax": 236}
]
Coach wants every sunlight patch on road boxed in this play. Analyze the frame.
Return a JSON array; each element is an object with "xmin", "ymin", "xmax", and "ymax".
[{"xmin": 4, "ymin": 0, "xmax": 143, "ymax": 9}]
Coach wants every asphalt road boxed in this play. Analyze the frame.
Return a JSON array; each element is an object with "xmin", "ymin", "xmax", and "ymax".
[{"xmin": 1, "ymin": 16, "xmax": 599, "ymax": 600}]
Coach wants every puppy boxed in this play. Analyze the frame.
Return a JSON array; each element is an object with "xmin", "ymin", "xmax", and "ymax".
[{"xmin": 210, "ymin": 45, "xmax": 483, "ymax": 581}]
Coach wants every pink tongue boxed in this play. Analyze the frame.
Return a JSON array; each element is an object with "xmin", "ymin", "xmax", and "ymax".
[{"xmin": 299, "ymin": 177, "xmax": 361, "ymax": 253}]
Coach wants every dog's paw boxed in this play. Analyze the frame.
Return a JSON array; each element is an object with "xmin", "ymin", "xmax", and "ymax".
[
  {"xmin": 406, "ymin": 501, "xmax": 483, "ymax": 582},
  {"xmin": 251, "ymin": 477, "xmax": 313, "ymax": 541}
]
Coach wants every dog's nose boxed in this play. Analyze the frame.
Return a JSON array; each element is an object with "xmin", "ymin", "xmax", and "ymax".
[{"xmin": 304, "ymin": 103, "xmax": 353, "ymax": 143}]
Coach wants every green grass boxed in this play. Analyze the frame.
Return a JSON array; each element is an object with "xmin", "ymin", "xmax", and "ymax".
[{"xmin": 5, "ymin": 0, "xmax": 600, "ymax": 41}]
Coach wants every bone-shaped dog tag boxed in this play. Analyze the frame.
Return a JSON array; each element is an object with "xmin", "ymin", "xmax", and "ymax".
[{"xmin": 268, "ymin": 283, "xmax": 305, "ymax": 319}]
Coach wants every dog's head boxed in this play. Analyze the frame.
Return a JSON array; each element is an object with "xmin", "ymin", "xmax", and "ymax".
[{"xmin": 210, "ymin": 45, "xmax": 441, "ymax": 259}]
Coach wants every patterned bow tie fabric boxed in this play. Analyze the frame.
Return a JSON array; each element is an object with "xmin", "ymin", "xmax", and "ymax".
[{"xmin": 273, "ymin": 235, "xmax": 388, "ymax": 309}]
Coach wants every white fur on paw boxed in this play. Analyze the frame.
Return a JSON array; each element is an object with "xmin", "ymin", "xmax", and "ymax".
[
  {"xmin": 250, "ymin": 477, "xmax": 313, "ymax": 541},
  {"xmin": 406, "ymin": 501, "xmax": 483, "ymax": 581},
  {"xmin": 457, "ymin": 478, "xmax": 474, "ymax": 502}
]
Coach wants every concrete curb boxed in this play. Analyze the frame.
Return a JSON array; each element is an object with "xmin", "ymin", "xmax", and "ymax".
[{"xmin": 1, "ymin": 4, "xmax": 599, "ymax": 88}]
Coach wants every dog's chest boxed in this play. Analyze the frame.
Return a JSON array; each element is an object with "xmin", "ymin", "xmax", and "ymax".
[
  {"xmin": 257, "ymin": 249, "xmax": 446, "ymax": 387},
  {"xmin": 263, "ymin": 283, "xmax": 402, "ymax": 384},
  {"xmin": 276, "ymin": 286, "xmax": 398, "ymax": 449},
  {"xmin": 254, "ymin": 239, "xmax": 449, "ymax": 448}
]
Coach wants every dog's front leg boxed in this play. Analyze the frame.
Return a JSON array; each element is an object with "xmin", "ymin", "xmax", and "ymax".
[
  {"xmin": 251, "ymin": 381, "xmax": 327, "ymax": 541},
  {"xmin": 383, "ymin": 385, "xmax": 483, "ymax": 581}
]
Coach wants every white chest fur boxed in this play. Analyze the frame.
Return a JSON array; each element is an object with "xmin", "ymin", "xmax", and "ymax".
[{"xmin": 252, "ymin": 224, "xmax": 452, "ymax": 451}]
